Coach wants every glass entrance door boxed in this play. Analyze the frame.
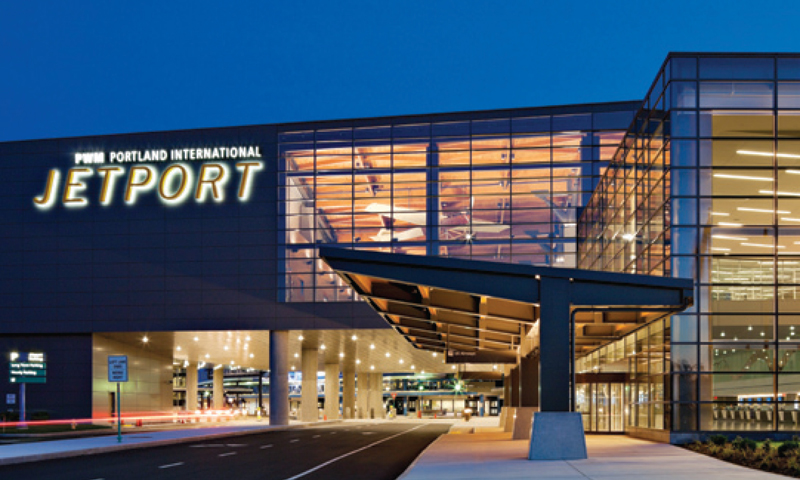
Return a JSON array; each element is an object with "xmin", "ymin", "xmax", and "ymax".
[{"xmin": 577, "ymin": 381, "xmax": 626, "ymax": 433}]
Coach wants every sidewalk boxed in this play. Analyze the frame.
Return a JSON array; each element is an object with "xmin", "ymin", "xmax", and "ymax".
[
  {"xmin": 400, "ymin": 432, "xmax": 787, "ymax": 480},
  {"xmin": 0, "ymin": 419, "xmax": 335, "ymax": 466}
]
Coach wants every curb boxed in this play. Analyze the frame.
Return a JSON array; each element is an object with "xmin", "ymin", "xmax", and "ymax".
[
  {"xmin": 0, "ymin": 420, "xmax": 342, "ymax": 467},
  {"xmin": 396, "ymin": 428, "xmax": 447, "ymax": 480}
]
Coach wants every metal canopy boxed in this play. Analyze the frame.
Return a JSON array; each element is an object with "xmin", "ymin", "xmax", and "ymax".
[{"xmin": 319, "ymin": 247, "xmax": 694, "ymax": 360}]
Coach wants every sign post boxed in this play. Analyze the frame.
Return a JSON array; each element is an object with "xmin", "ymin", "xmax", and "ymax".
[
  {"xmin": 9, "ymin": 352, "xmax": 46, "ymax": 429},
  {"xmin": 107, "ymin": 355, "xmax": 128, "ymax": 443}
]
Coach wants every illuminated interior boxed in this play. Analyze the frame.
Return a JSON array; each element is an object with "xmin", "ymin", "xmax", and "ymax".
[{"xmin": 279, "ymin": 120, "xmax": 626, "ymax": 302}]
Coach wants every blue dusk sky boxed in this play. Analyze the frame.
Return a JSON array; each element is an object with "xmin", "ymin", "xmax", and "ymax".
[{"xmin": 1, "ymin": 1, "xmax": 800, "ymax": 141}]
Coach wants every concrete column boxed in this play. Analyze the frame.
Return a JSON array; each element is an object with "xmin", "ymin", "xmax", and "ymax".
[
  {"xmin": 213, "ymin": 367, "xmax": 224, "ymax": 409},
  {"xmin": 342, "ymin": 364, "xmax": 355, "ymax": 419},
  {"xmin": 369, "ymin": 372, "xmax": 384, "ymax": 419},
  {"xmin": 520, "ymin": 354, "xmax": 539, "ymax": 407},
  {"xmin": 301, "ymin": 347, "xmax": 319, "ymax": 422},
  {"xmin": 510, "ymin": 366, "xmax": 520, "ymax": 407},
  {"xmin": 185, "ymin": 363, "xmax": 198, "ymax": 411},
  {"xmin": 324, "ymin": 363, "xmax": 339, "ymax": 420},
  {"xmin": 356, "ymin": 371, "xmax": 369, "ymax": 419},
  {"xmin": 269, "ymin": 330, "xmax": 289, "ymax": 426}
]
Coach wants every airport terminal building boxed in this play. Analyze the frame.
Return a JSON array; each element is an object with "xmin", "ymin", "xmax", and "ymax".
[{"xmin": 2, "ymin": 52, "xmax": 800, "ymax": 442}]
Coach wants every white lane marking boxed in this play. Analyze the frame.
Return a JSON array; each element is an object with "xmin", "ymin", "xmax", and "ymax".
[
  {"xmin": 282, "ymin": 425, "xmax": 427, "ymax": 480},
  {"xmin": 362, "ymin": 432, "xmax": 375, "ymax": 435},
  {"xmin": 190, "ymin": 443, "xmax": 225, "ymax": 448},
  {"xmin": 260, "ymin": 444, "xmax": 274, "ymax": 449},
  {"xmin": 158, "ymin": 462, "xmax": 184, "ymax": 469},
  {"xmin": 218, "ymin": 452, "xmax": 237, "ymax": 457},
  {"xmin": 290, "ymin": 439, "xmax": 300, "ymax": 443},
  {"xmin": 313, "ymin": 435, "xmax": 321, "ymax": 438},
  {"xmin": 226, "ymin": 443, "xmax": 247, "ymax": 447}
]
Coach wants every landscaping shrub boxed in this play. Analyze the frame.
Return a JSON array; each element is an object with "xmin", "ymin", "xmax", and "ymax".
[
  {"xmin": 778, "ymin": 441, "xmax": 800, "ymax": 458},
  {"xmin": 732, "ymin": 436, "xmax": 757, "ymax": 452},
  {"xmin": 708, "ymin": 434, "xmax": 728, "ymax": 446}
]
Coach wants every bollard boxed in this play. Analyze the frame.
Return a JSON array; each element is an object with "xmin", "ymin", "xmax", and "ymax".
[{"xmin": 324, "ymin": 414, "xmax": 327, "ymax": 421}]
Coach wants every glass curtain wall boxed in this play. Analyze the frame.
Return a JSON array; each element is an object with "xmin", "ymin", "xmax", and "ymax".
[
  {"xmin": 579, "ymin": 53, "xmax": 800, "ymax": 433},
  {"xmin": 279, "ymin": 111, "xmax": 632, "ymax": 303}
]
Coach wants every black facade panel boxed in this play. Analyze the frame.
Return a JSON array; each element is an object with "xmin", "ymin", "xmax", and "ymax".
[{"xmin": 0, "ymin": 335, "xmax": 93, "ymax": 420}]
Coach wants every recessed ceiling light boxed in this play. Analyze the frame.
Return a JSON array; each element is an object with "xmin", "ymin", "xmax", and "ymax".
[
  {"xmin": 294, "ymin": 353, "xmax": 299, "ymax": 358},
  {"xmin": 291, "ymin": 366, "xmax": 295, "ymax": 371},
  {"xmin": 249, "ymin": 353, "xmax": 254, "ymax": 358},
  {"xmin": 320, "ymin": 344, "xmax": 326, "ymax": 350},
  {"xmin": 176, "ymin": 346, "xmax": 181, "ymax": 351},
  {"xmin": 205, "ymin": 354, "xmax": 210, "ymax": 359},
  {"xmin": 370, "ymin": 365, "xmax": 375, "ymax": 370},
  {"xmin": 224, "ymin": 346, "xmax": 229, "ymax": 350},
  {"xmin": 385, "ymin": 352, "xmax": 390, "ymax": 357},
  {"xmin": 399, "ymin": 359, "xmax": 404, "ymax": 364},
  {"xmin": 339, "ymin": 352, "xmax": 344, "ymax": 358},
  {"xmin": 193, "ymin": 337, "xmax": 199, "ymax": 342},
  {"xmin": 356, "ymin": 359, "xmax": 361, "ymax": 364},
  {"xmin": 246, "ymin": 336, "xmax": 251, "ymax": 342},
  {"xmin": 370, "ymin": 344, "xmax": 375, "ymax": 350},
  {"xmin": 298, "ymin": 335, "xmax": 304, "ymax": 341},
  {"xmin": 142, "ymin": 336, "xmax": 149, "ymax": 343},
  {"xmin": 351, "ymin": 335, "xmax": 357, "ymax": 341}
]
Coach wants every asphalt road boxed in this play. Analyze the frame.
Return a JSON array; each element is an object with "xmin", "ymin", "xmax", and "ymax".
[{"xmin": 0, "ymin": 422, "xmax": 451, "ymax": 480}]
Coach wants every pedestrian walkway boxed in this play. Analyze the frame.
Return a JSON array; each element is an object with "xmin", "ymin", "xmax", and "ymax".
[
  {"xmin": 400, "ymin": 432, "xmax": 786, "ymax": 479},
  {"xmin": 0, "ymin": 419, "xmax": 333, "ymax": 466}
]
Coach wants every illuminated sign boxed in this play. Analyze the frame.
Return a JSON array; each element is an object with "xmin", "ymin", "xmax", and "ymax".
[
  {"xmin": 9, "ymin": 352, "xmax": 47, "ymax": 384},
  {"xmin": 445, "ymin": 349, "xmax": 517, "ymax": 364},
  {"xmin": 34, "ymin": 146, "xmax": 264, "ymax": 210}
]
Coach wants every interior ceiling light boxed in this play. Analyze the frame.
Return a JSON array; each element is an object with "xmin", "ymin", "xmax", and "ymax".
[
  {"xmin": 622, "ymin": 233, "xmax": 635, "ymax": 241},
  {"xmin": 320, "ymin": 344, "xmax": 326, "ymax": 350},
  {"xmin": 711, "ymin": 212, "xmax": 730, "ymax": 216},
  {"xmin": 249, "ymin": 353, "xmax": 254, "ymax": 358},
  {"xmin": 712, "ymin": 235, "xmax": 749, "ymax": 241},
  {"xmin": 385, "ymin": 352, "xmax": 390, "ymax": 357},
  {"xmin": 760, "ymin": 190, "xmax": 800, "ymax": 197},
  {"xmin": 246, "ymin": 336, "xmax": 251, "ymax": 342},
  {"xmin": 738, "ymin": 150, "xmax": 800, "ymax": 159},
  {"xmin": 205, "ymin": 354, "xmax": 210, "ymax": 358},
  {"xmin": 738, "ymin": 207, "xmax": 790, "ymax": 214},
  {"xmin": 339, "ymin": 352, "xmax": 344, "ymax": 358},
  {"xmin": 370, "ymin": 344, "xmax": 375, "ymax": 350},
  {"xmin": 351, "ymin": 335, "xmax": 358, "ymax": 341},
  {"xmin": 781, "ymin": 217, "xmax": 800, "ymax": 222},
  {"xmin": 298, "ymin": 335, "xmax": 304, "ymax": 341},
  {"xmin": 712, "ymin": 173, "xmax": 773, "ymax": 182},
  {"xmin": 193, "ymin": 337, "xmax": 199, "ymax": 342},
  {"xmin": 176, "ymin": 346, "xmax": 181, "ymax": 351},
  {"xmin": 717, "ymin": 222, "xmax": 743, "ymax": 227},
  {"xmin": 356, "ymin": 359, "xmax": 361, "ymax": 364},
  {"xmin": 142, "ymin": 336, "xmax": 149, "ymax": 343},
  {"xmin": 742, "ymin": 243, "xmax": 783, "ymax": 249}
]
